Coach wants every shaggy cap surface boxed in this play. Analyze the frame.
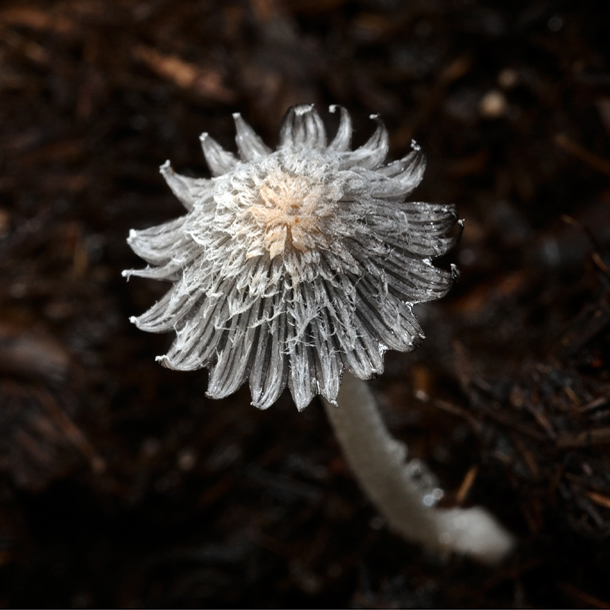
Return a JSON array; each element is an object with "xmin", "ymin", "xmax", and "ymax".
[{"xmin": 124, "ymin": 104, "xmax": 461, "ymax": 410}]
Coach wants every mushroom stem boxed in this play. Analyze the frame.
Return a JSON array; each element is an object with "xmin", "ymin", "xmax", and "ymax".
[{"xmin": 322, "ymin": 372, "xmax": 515, "ymax": 564}]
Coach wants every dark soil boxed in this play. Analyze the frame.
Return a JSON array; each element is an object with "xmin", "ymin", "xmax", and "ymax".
[{"xmin": 1, "ymin": 0, "xmax": 610, "ymax": 607}]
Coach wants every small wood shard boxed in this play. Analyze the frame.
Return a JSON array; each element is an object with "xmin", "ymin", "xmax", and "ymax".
[
  {"xmin": 38, "ymin": 389, "xmax": 105, "ymax": 473},
  {"xmin": 512, "ymin": 435, "xmax": 540, "ymax": 478},
  {"xmin": 0, "ymin": 7, "xmax": 76, "ymax": 35},
  {"xmin": 558, "ymin": 582, "xmax": 610, "ymax": 609},
  {"xmin": 133, "ymin": 45, "xmax": 236, "ymax": 103},
  {"xmin": 456, "ymin": 465, "xmax": 479, "ymax": 505},
  {"xmin": 555, "ymin": 133, "xmax": 610, "ymax": 178},
  {"xmin": 557, "ymin": 427, "xmax": 610, "ymax": 449},
  {"xmin": 586, "ymin": 490, "xmax": 610, "ymax": 511},
  {"xmin": 0, "ymin": 324, "xmax": 69, "ymax": 383}
]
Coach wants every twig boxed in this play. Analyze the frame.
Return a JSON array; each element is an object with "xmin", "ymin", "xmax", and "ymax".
[
  {"xmin": 558, "ymin": 582, "xmax": 610, "ymax": 609},
  {"xmin": 456, "ymin": 465, "xmax": 479, "ymax": 505},
  {"xmin": 557, "ymin": 427, "xmax": 610, "ymax": 449},
  {"xmin": 133, "ymin": 45, "xmax": 236, "ymax": 103},
  {"xmin": 586, "ymin": 490, "xmax": 610, "ymax": 511},
  {"xmin": 555, "ymin": 133, "xmax": 610, "ymax": 178}
]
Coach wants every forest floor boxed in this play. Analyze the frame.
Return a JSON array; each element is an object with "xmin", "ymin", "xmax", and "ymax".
[{"xmin": 1, "ymin": 0, "xmax": 610, "ymax": 607}]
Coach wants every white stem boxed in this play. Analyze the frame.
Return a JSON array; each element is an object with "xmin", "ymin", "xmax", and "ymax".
[{"xmin": 322, "ymin": 372, "xmax": 515, "ymax": 564}]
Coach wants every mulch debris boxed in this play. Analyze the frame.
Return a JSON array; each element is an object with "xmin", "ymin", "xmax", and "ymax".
[{"xmin": 1, "ymin": 0, "xmax": 610, "ymax": 607}]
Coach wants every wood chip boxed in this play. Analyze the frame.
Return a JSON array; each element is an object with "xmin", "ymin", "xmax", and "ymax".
[
  {"xmin": 558, "ymin": 582, "xmax": 610, "ymax": 609},
  {"xmin": 557, "ymin": 427, "xmax": 610, "ymax": 449},
  {"xmin": 555, "ymin": 133, "xmax": 610, "ymax": 178},
  {"xmin": 133, "ymin": 45, "xmax": 236, "ymax": 103},
  {"xmin": 456, "ymin": 465, "xmax": 478, "ymax": 504},
  {"xmin": 0, "ymin": 7, "xmax": 76, "ymax": 35},
  {"xmin": 586, "ymin": 490, "xmax": 610, "ymax": 510}
]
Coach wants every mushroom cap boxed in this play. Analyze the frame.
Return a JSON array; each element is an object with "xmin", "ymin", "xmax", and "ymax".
[{"xmin": 124, "ymin": 105, "xmax": 461, "ymax": 410}]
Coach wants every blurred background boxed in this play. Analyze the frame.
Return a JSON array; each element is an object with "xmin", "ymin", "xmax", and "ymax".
[{"xmin": 1, "ymin": 0, "xmax": 610, "ymax": 606}]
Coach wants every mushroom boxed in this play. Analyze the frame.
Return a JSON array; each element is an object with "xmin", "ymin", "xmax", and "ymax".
[{"xmin": 123, "ymin": 104, "xmax": 515, "ymax": 563}]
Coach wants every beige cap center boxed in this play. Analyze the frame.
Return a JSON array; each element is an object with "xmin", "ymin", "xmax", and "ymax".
[{"xmin": 246, "ymin": 168, "xmax": 329, "ymax": 259}]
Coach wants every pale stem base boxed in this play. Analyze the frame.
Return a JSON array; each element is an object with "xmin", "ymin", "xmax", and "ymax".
[{"xmin": 322, "ymin": 371, "xmax": 515, "ymax": 564}]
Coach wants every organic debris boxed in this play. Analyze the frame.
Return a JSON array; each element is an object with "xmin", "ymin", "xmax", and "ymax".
[{"xmin": 1, "ymin": 0, "xmax": 610, "ymax": 607}]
